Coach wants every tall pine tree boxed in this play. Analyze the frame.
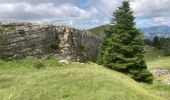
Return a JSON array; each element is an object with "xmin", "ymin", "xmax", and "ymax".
[{"xmin": 98, "ymin": 1, "xmax": 153, "ymax": 83}]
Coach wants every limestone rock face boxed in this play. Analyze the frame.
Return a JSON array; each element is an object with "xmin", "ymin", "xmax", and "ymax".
[{"xmin": 0, "ymin": 22, "xmax": 102, "ymax": 62}]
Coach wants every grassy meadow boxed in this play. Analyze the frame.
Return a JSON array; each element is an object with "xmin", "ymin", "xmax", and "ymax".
[
  {"xmin": 0, "ymin": 50, "xmax": 170, "ymax": 100},
  {"xmin": 144, "ymin": 49, "xmax": 170, "ymax": 69}
]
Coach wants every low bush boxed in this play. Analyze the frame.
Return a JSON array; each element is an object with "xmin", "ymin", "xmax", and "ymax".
[{"xmin": 33, "ymin": 61, "xmax": 45, "ymax": 69}]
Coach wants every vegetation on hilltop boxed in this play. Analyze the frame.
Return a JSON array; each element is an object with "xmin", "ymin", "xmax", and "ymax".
[
  {"xmin": 144, "ymin": 36, "xmax": 170, "ymax": 56},
  {"xmin": 88, "ymin": 25, "xmax": 109, "ymax": 35}
]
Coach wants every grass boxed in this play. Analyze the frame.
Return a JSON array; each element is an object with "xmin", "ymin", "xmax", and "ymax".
[
  {"xmin": 144, "ymin": 48, "xmax": 163, "ymax": 62},
  {"xmin": 0, "ymin": 59, "xmax": 168, "ymax": 100},
  {"xmin": 88, "ymin": 25, "xmax": 108, "ymax": 35},
  {"xmin": 146, "ymin": 57, "xmax": 170, "ymax": 70},
  {"xmin": 143, "ymin": 48, "xmax": 170, "ymax": 100},
  {"xmin": 144, "ymin": 48, "xmax": 170, "ymax": 69},
  {"xmin": 0, "ymin": 48, "xmax": 170, "ymax": 100}
]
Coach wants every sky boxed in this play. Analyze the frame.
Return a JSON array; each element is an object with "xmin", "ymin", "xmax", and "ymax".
[{"xmin": 0, "ymin": 0, "xmax": 170, "ymax": 29}]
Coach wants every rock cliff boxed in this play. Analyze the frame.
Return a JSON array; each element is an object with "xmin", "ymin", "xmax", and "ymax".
[{"xmin": 0, "ymin": 22, "xmax": 102, "ymax": 62}]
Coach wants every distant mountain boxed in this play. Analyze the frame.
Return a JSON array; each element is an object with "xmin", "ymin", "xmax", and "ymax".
[
  {"xmin": 88, "ymin": 25, "xmax": 170, "ymax": 39},
  {"xmin": 141, "ymin": 25, "xmax": 170, "ymax": 38}
]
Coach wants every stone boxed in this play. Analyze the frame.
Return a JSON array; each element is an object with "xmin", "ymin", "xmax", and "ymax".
[
  {"xmin": 151, "ymin": 69, "xmax": 170, "ymax": 85},
  {"xmin": 41, "ymin": 54, "xmax": 54, "ymax": 60},
  {"xmin": 162, "ymin": 77, "xmax": 170, "ymax": 85},
  {"xmin": 25, "ymin": 56, "xmax": 38, "ymax": 60},
  {"xmin": 151, "ymin": 69, "xmax": 169, "ymax": 77},
  {"xmin": 0, "ymin": 22, "xmax": 102, "ymax": 62},
  {"xmin": 13, "ymin": 54, "xmax": 22, "ymax": 59},
  {"xmin": 58, "ymin": 59, "xmax": 69, "ymax": 65}
]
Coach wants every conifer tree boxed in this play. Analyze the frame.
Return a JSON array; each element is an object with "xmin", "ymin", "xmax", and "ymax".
[
  {"xmin": 153, "ymin": 36, "xmax": 161, "ymax": 49},
  {"xmin": 98, "ymin": 1, "xmax": 153, "ymax": 83}
]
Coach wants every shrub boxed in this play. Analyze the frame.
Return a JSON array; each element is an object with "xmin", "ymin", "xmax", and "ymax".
[{"xmin": 33, "ymin": 61, "xmax": 45, "ymax": 69}]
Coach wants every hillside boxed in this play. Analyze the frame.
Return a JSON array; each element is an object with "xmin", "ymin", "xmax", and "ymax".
[
  {"xmin": 88, "ymin": 25, "xmax": 170, "ymax": 39},
  {"xmin": 144, "ymin": 48, "xmax": 170, "ymax": 70},
  {"xmin": 0, "ymin": 59, "xmax": 168, "ymax": 100},
  {"xmin": 88, "ymin": 25, "xmax": 109, "ymax": 35}
]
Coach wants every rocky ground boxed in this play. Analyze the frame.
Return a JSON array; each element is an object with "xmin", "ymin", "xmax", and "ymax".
[{"xmin": 151, "ymin": 69, "xmax": 170, "ymax": 84}]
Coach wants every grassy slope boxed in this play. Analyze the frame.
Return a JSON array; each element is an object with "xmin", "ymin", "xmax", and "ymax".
[
  {"xmin": 144, "ymin": 49, "xmax": 170, "ymax": 70},
  {"xmin": 0, "ymin": 59, "xmax": 166, "ymax": 100},
  {"xmin": 0, "ymin": 48, "xmax": 170, "ymax": 100},
  {"xmin": 87, "ymin": 25, "xmax": 170, "ymax": 99},
  {"xmin": 144, "ymin": 49, "xmax": 170, "ymax": 100},
  {"xmin": 88, "ymin": 25, "xmax": 108, "ymax": 34}
]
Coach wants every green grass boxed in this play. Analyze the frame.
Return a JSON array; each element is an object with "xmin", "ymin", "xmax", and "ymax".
[
  {"xmin": 0, "ymin": 59, "xmax": 168, "ymax": 100},
  {"xmin": 143, "ymin": 48, "xmax": 170, "ymax": 100},
  {"xmin": 144, "ymin": 48, "xmax": 170, "ymax": 69},
  {"xmin": 0, "ymin": 48, "xmax": 170, "ymax": 100},
  {"xmin": 146, "ymin": 57, "xmax": 170, "ymax": 70},
  {"xmin": 88, "ymin": 25, "xmax": 108, "ymax": 35},
  {"xmin": 144, "ymin": 49, "xmax": 163, "ymax": 62}
]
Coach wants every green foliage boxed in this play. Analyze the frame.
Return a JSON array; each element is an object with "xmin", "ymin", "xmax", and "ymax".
[
  {"xmin": 162, "ymin": 43, "xmax": 170, "ymax": 56},
  {"xmin": 0, "ymin": 27, "xmax": 5, "ymax": 33},
  {"xmin": 50, "ymin": 44, "xmax": 59, "ymax": 50},
  {"xmin": 98, "ymin": 1, "xmax": 153, "ymax": 83},
  {"xmin": 153, "ymin": 36, "xmax": 161, "ymax": 49},
  {"xmin": 88, "ymin": 25, "xmax": 109, "ymax": 34},
  {"xmin": 150, "ymin": 36, "xmax": 170, "ymax": 56},
  {"xmin": 33, "ymin": 61, "xmax": 45, "ymax": 69},
  {"xmin": 129, "ymin": 68, "xmax": 153, "ymax": 83},
  {"xmin": 143, "ymin": 39, "xmax": 153, "ymax": 46},
  {"xmin": 159, "ymin": 37, "xmax": 170, "ymax": 56}
]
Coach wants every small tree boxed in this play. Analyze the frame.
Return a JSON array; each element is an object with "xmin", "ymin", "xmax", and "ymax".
[
  {"xmin": 98, "ymin": 1, "xmax": 153, "ymax": 83},
  {"xmin": 153, "ymin": 36, "xmax": 161, "ymax": 49},
  {"xmin": 143, "ymin": 39, "xmax": 153, "ymax": 46},
  {"xmin": 160, "ymin": 37, "xmax": 170, "ymax": 56}
]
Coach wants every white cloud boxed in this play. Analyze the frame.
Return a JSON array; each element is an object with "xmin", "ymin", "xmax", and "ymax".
[
  {"xmin": 85, "ymin": 0, "xmax": 123, "ymax": 19},
  {"xmin": 0, "ymin": 0, "xmax": 73, "ymax": 4},
  {"xmin": 0, "ymin": 0, "xmax": 170, "ymax": 28},
  {"xmin": 95, "ymin": 0, "xmax": 123, "ymax": 14},
  {"xmin": 151, "ymin": 17, "xmax": 170, "ymax": 25},
  {"xmin": 0, "ymin": 2, "xmax": 97, "ymax": 21},
  {"xmin": 131, "ymin": 0, "xmax": 170, "ymax": 18}
]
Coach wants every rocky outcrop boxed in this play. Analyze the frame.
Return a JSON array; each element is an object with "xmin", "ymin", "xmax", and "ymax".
[
  {"xmin": 151, "ymin": 69, "xmax": 169, "ymax": 77},
  {"xmin": 0, "ymin": 22, "xmax": 102, "ymax": 62},
  {"xmin": 151, "ymin": 69, "xmax": 170, "ymax": 85}
]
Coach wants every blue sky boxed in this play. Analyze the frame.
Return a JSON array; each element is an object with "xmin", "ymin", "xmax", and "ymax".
[{"xmin": 0, "ymin": 0, "xmax": 170, "ymax": 29}]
